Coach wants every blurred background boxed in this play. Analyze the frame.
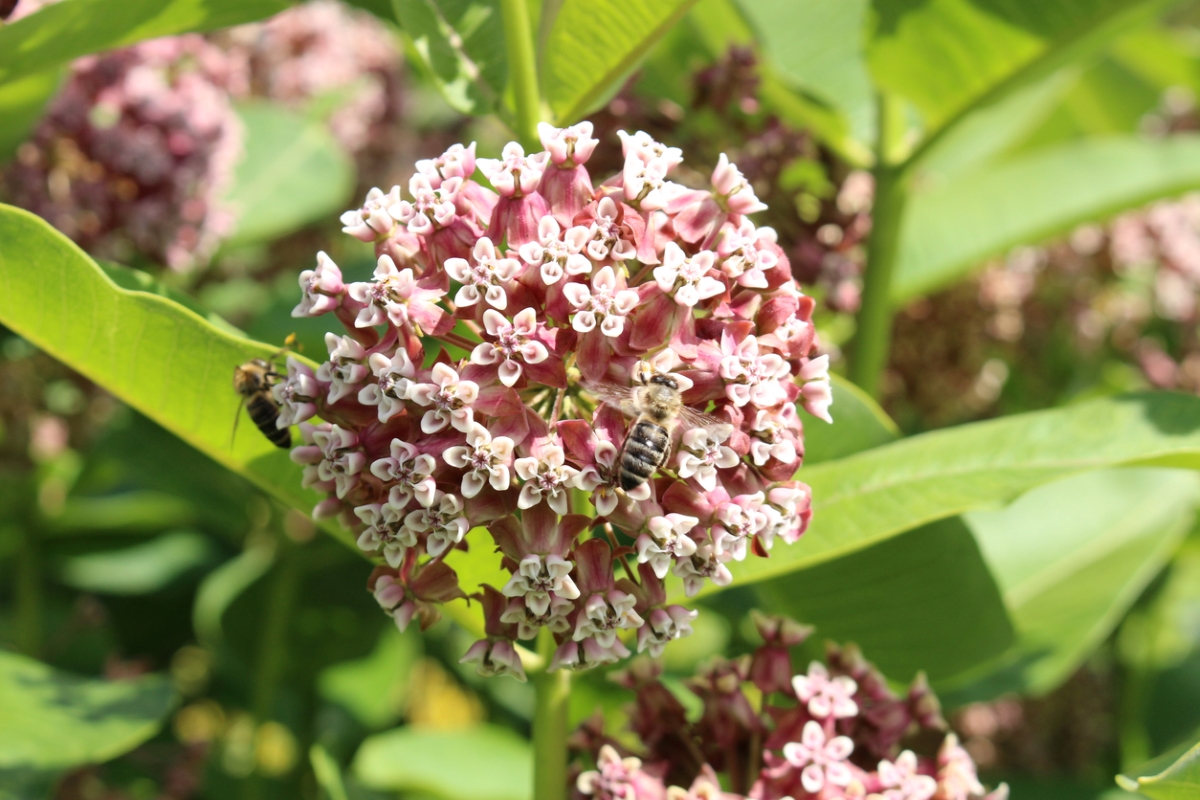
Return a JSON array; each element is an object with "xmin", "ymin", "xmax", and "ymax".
[{"xmin": 5, "ymin": 0, "xmax": 1200, "ymax": 798}]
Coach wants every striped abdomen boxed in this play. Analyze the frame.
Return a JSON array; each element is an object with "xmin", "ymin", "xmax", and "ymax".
[
  {"xmin": 247, "ymin": 392, "xmax": 291, "ymax": 448},
  {"xmin": 618, "ymin": 420, "xmax": 670, "ymax": 491}
]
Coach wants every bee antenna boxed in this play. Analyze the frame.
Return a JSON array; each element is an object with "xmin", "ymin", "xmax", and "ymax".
[{"xmin": 229, "ymin": 400, "xmax": 243, "ymax": 450}]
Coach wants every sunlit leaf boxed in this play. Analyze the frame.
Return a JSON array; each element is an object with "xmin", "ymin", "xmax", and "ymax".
[
  {"xmin": 224, "ymin": 103, "xmax": 356, "ymax": 247},
  {"xmin": 0, "ymin": 650, "xmax": 174, "ymax": 771},
  {"xmin": 1118, "ymin": 736, "xmax": 1200, "ymax": 799},
  {"xmin": 893, "ymin": 135, "xmax": 1200, "ymax": 303},
  {"xmin": 696, "ymin": 392, "xmax": 1200, "ymax": 598},
  {"xmin": 543, "ymin": 0, "xmax": 699, "ymax": 124},
  {"xmin": 58, "ymin": 530, "xmax": 218, "ymax": 594},
  {"xmin": 0, "ymin": 67, "xmax": 59, "ymax": 162},
  {"xmin": 0, "ymin": 0, "xmax": 294, "ymax": 86},
  {"xmin": 803, "ymin": 374, "xmax": 898, "ymax": 464},
  {"xmin": 354, "ymin": 724, "xmax": 531, "ymax": 800},
  {"xmin": 318, "ymin": 626, "xmax": 422, "ymax": 729}
]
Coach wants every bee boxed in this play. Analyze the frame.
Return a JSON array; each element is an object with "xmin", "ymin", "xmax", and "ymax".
[
  {"xmin": 590, "ymin": 363, "xmax": 729, "ymax": 492},
  {"xmin": 232, "ymin": 354, "xmax": 290, "ymax": 449}
]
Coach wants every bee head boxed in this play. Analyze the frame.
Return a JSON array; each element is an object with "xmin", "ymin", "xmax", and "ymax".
[{"xmin": 233, "ymin": 359, "xmax": 270, "ymax": 394}]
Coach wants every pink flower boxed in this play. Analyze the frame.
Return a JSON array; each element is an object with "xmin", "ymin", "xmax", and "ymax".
[
  {"xmin": 459, "ymin": 638, "xmax": 526, "ymax": 681},
  {"xmin": 518, "ymin": 215, "xmax": 593, "ymax": 285},
  {"xmin": 443, "ymin": 422, "xmax": 516, "ymax": 497},
  {"xmin": 316, "ymin": 333, "xmax": 368, "ymax": 404},
  {"xmin": 618, "ymin": 130, "xmax": 683, "ymax": 174},
  {"xmin": 538, "ymin": 121, "xmax": 599, "ymax": 166},
  {"xmin": 477, "ymin": 141, "xmax": 547, "ymax": 197},
  {"xmin": 550, "ymin": 636, "xmax": 630, "ymax": 671},
  {"xmin": 501, "ymin": 554, "xmax": 580, "ymax": 616},
  {"xmin": 563, "ymin": 266, "xmax": 640, "ymax": 337},
  {"xmin": 800, "ymin": 354, "xmax": 834, "ymax": 423},
  {"xmin": 782, "ymin": 720, "xmax": 855, "ymax": 794},
  {"xmin": 637, "ymin": 605, "xmax": 698, "ymax": 658},
  {"xmin": 408, "ymin": 363, "xmax": 479, "ymax": 433},
  {"xmin": 293, "ymin": 251, "xmax": 345, "ymax": 316},
  {"xmin": 370, "ymin": 440, "xmax": 437, "ymax": 508},
  {"xmin": 715, "ymin": 220, "xmax": 777, "ymax": 288},
  {"xmin": 444, "ymin": 236, "xmax": 522, "ymax": 310},
  {"xmin": 654, "ymin": 243, "xmax": 726, "ymax": 307},
  {"xmin": 672, "ymin": 542, "xmax": 733, "ymax": 598},
  {"xmin": 357, "ymin": 348, "xmax": 416, "ymax": 422},
  {"xmin": 581, "ymin": 196, "xmax": 638, "ymax": 262},
  {"xmin": 405, "ymin": 490, "xmax": 469, "ymax": 557},
  {"xmin": 514, "ymin": 445, "xmax": 579, "ymax": 513},
  {"xmin": 677, "ymin": 427, "xmax": 739, "ymax": 492},
  {"xmin": 355, "ymin": 500, "xmax": 417, "ymax": 567},
  {"xmin": 573, "ymin": 590, "xmax": 644, "ymax": 648},
  {"xmin": 636, "ymin": 514, "xmax": 699, "ymax": 579},
  {"xmin": 749, "ymin": 407, "xmax": 800, "ymax": 467},
  {"xmin": 712, "ymin": 493, "xmax": 768, "ymax": 562},
  {"xmin": 877, "ymin": 750, "xmax": 938, "ymax": 800},
  {"xmin": 346, "ymin": 254, "xmax": 448, "ymax": 332},
  {"xmin": 272, "ymin": 357, "xmax": 319, "ymax": 427},
  {"xmin": 718, "ymin": 334, "xmax": 790, "ymax": 408},
  {"xmin": 793, "ymin": 660, "xmax": 859, "ymax": 719},
  {"xmin": 470, "ymin": 308, "xmax": 550, "ymax": 386},
  {"xmin": 388, "ymin": 173, "xmax": 462, "ymax": 235},
  {"xmin": 500, "ymin": 594, "xmax": 573, "ymax": 640},
  {"xmin": 340, "ymin": 186, "xmax": 399, "ymax": 241},
  {"xmin": 711, "ymin": 152, "xmax": 767, "ymax": 215}
]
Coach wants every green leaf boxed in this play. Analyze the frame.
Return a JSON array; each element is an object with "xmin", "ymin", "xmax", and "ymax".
[
  {"xmin": 868, "ymin": 0, "xmax": 1171, "ymax": 136},
  {"xmin": 893, "ymin": 135, "xmax": 1200, "ymax": 303},
  {"xmin": 353, "ymin": 724, "xmax": 531, "ymax": 800},
  {"xmin": 803, "ymin": 374, "xmax": 898, "ymax": 464},
  {"xmin": 757, "ymin": 516, "xmax": 1014, "ymax": 682},
  {"xmin": 0, "ymin": 0, "xmax": 294, "ymax": 87},
  {"xmin": 0, "ymin": 67, "xmax": 59, "ymax": 162},
  {"xmin": 58, "ymin": 530, "xmax": 218, "ymax": 595},
  {"xmin": 698, "ymin": 392, "xmax": 1200, "ymax": 598},
  {"xmin": 224, "ymin": 103, "xmax": 355, "ymax": 247},
  {"xmin": 0, "ymin": 204, "xmax": 341, "ymax": 546},
  {"xmin": 310, "ymin": 744, "xmax": 350, "ymax": 800},
  {"xmin": 736, "ymin": 0, "xmax": 874, "ymax": 147},
  {"xmin": 1118, "ymin": 736, "xmax": 1200, "ymax": 799},
  {"xmin": 0, "ymin": 650, "xmax": 174, "ymax": 771},
  {"xmin": 318, "ymin": 626, "xmax": 421, "ymax": 729},
  {"xmin": 193, "ymin": 543, "xmax": 276, "ymax": 649},
  {"xmin": 391, "ymin": 0, "xmax": 507, "ymax": 116},
  {"xmin": 948, "ymin": 468, "xmax": 1200, "ymax": 700},
  {"xmin": 543, "ymin": 0, "xmax": 699, "ymax": 124}
]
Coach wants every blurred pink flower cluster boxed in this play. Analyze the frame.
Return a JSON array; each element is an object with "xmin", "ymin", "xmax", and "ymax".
[
  {"xmin": 1110, "ymin": 193, "xmax": 1200, "ymax": 322},
  {"xmin": 217, "ymin": 0, "xmax": 403, "ymax": 158},
  {"xmin": 282, "ymin": 124, "xmax": 832, "ymax": 674},
  {"xmin": 570, "ymin": 614, "xmax": 1008, "ymax": 800},
  {"xmin": 2, "ymin": 35, "xmax": 244, "ymax": 270}
]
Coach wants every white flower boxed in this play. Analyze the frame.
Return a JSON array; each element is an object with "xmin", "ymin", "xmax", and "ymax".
[
  {"xmin": 370, "ymin": 440, "xmax": 437, "ymax": 508},
  {"xmin": 800, "ymin": 354, "xmax": 834, "ymax": 423},
  {"xmin": 676, "ymin": 427, "xmax": 739, "ymax": 492},
  {"xmin": 470, "ymin": 308, "xmax": 549, "ymax": 387},
  {"xmin": 272, "ymin": 356, "xmax": 319, "ymax": 428},
  {"xmin": 622, "ymin": 152, "xmax": 671, "ymax": 210},
  {"xmin": 518, "ymin": 216, "xmax": 593, "ymax": 285},
  {"xmin": 346, "ymin": 255, "xmax": 433, "ymax": 329},
  {"xmin": 718, "ymin": 334, "xmax": 790, "ymax": 408},
  {"xmin": 653, "ymin": 243, "xmax": 726, "ymax": 307},
  {"xmin": 501, "ymin": 554, "xmax": 580, "ymax": 616},
  {"xmin": 357, "ymin": 348, "xmax": 416, "ymax": 423},
  {"xmin": 404, "ymin": 490, "xmax": 469, "ymax": 558},
  {"xmin": 716, "ymin": 219, "xmax": 777, "ymax": 288},
  {"xmin": 877, "ymin": 750, "xmax": 938, "ymax": 800},
  {"xmin": 293, "ymin": 250, "xmax": 344, "ymax": 317},
  {"xmin": 572, "ymin": 590, "xmax": 644, "ymax": 648},
  {"xmin": 538, "ymin": 121, "xmax": 599, "ymax": 166},
  {"xmin": 782, "ymin": 721, "xmax": 854, "ymax": 795},
  {"xmin": 713, "ymin": 494, "xmax": 768, "ymax": 562},
  {"xmin": 711, "ymin": 152, "xmax": 767, "ymax": 216},
  {"xmin": 562, "ymin": 266, "xmax": 640, "ymax": 337},
  {"xmin": 311, "ymin": 424, "xmax": 364, "ymax": 499},
  {"xmin": 459, "ymin": 638, "xmax": 526, "ymax": 681},
  {"xmin": 315, "ymin": 333, "xmax": 368, "ymax": 404},
  {"xmin": 408, "ymin": 363, "xmax": 479, "ymax": 433},
  {"xmin": 388, "ymin": 174, "xmax": 461, "ymax": 235},
  {"xmin": 583, "ymin": 196, "xmax": 637, "ymax": 262},
  {"xmin": 749, "ymin": 408, "xmax": 799, "ymax": 466},
  {"xmin": 501, "ymin": 595, "xmax": 574, "ymax": 640},
  {"xmin": 636, "ymin": 514, "xmax": 699, "ymax": 579},
  {"xmin": 637, "ymin": 606, "xmax": 698, "ymax": 657},
  {"xmin": 354, "ymin": 501, "xmax": 417, "ymax": 567},
  {"xmin": 443, "ymin": 422, "xmax": 515, "ymax": 498},
  {"xmin": 572, "ymin": 440, "xmax": 621, "ymax": 516},
  {"xmin": 792, "ymin": 661, "xmax": 859, "ymax": 720},
  {"xmin": 476, "ymin": 141, "xmax": 548, "ymax": 196},
  {"xmin": 672, "ymin": 542, "xmax": 733, "ymax": 597},
  {"xmin": 444, "ymin": 237, "xmax": 522, "ymax": 310},
  {"xmin": 514, "ymin": 446, "xmax": 579, "ymax": 514},
  {"xmin": 340, "ymin": 186, "xmax": 399, "ymax": 242},
  {"xmin": 617, "ymin": 130, "xmax": 682, "ymax": 174}
]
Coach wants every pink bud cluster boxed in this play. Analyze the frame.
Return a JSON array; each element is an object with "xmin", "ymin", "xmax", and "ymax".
[
  {"xmin": 2, "ymin": 36, "xmax": 244, "ymax": 271},
  {"xmin": 217, "ymin": 0, "xmax": 403, "ymax": 159},
  {"xmin": 569, "ymin": 614, "xmax": 1008, "ymax": 800},
  {"xmin": 282, "ymin": 125, "xmax": 832, "ymax": 675}
]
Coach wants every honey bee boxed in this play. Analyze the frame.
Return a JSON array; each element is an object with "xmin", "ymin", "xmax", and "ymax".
[
  {"xmin": 590, "ymin": 363, "xmax": 729, "ymax": 492},
  {"xmin": 232, "ymin": 355, "xmax": 290, "ymax": 449}
]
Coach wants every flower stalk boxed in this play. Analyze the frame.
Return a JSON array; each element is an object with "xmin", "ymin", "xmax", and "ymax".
[
  {"xmin": 501, "ymin": 0, "xmax": 542, "ymax": 150},
  {"xmin": 533, "ymin": 629, "xmax": 571, "ymax": 800}
]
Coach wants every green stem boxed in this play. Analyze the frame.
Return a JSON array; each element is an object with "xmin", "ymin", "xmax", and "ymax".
[
  {"xmin": 533, "ymin": 630, "xmax": 570, "ymax": 800},
  {"xmin": 501, "ymin": 0, "xmax": 542, "ymax": 149},
  {"xmin": 849, "ymin": 95, "xmax": 909, "ymax": 398},
  {"xmin": 244, "ymin": 539, "xmax": 304, "ymax": 800},
  {"xmin": 15, "ymin": 523, "xmax": 41, "ymax": 658}
]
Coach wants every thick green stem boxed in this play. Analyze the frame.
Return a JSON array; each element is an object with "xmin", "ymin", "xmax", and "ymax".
[
  {"xmin": 501, "ymin": 0, "xmax": 542, "ymax": 149},
  {"xmin": 15, "ymin": 523, "xmax": 41, "ymax": 658},
  {"xmin": 533, "ymin": 632, "xmax": 570, "ymax": 800},
  {"xmin": 849, "ymin": 96, "xmax": 909, "ymax": 397}
]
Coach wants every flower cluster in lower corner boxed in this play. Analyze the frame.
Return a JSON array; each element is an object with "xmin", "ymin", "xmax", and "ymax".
[
  {"xmin": 279, "ymin": 126, "xmax": 833, "ymax": 676},
  {"xmin": 570, "ymin": 613, "xmax": 1009, "ymax": 800}
]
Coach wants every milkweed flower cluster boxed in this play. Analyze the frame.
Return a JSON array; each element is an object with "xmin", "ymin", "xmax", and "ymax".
[
  {"xmin": 569, "ymin": 614, "xmax": 1008, "ymax": 800},
  {"xmin": 281, "ymin": 124, "xmax": 832, "ymax": 676},
  {"xmin": 2, "ymin": 36, "xmax": 244, "ymax": 271}
]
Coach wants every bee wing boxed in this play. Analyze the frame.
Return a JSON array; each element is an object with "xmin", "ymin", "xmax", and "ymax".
[
  {"xmin": 678, "ymin": 405, "xmax": 735, "ymax": 438},
  {"xmin": 585, "ymin": 382, "xmax": 638, "ymax": 417}
]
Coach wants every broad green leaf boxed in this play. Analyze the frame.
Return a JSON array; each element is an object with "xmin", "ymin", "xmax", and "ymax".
[
  {"xmin": 699, "ymin": 392, "xmax": 1200, "ymax": 598},
  {"xmin": 0, "ymin": 204, "xmax": 339, "ymax": 545},
  {"xmin": 46, "ymin": 490, "xmax": 195, "ymax": 535},
  {"xmin": 1118, "ymin": 736, "xmax": 1200, "ymax": 799},
  {"xmin": 758, "ymin": 516, "xmax": 1014, "ymax": 682},
  {"xmin": 947, "ymin": 468, "xmax": 1200, "ymax": 699},
  {"xmin": 224, "ymin": 103, "xmax": 355, "ymax": 247},
  {"xmin": 1119, "ymin": 539, "xmax": 1200, "ymax": 672},
  {"xmin": 391, "ymin": 0, "xmax": 507, "ymax": 116},
  {"xmin": 893, "ymin": 135, "xmax": 1200, "ymax": 303},
  {"xmin": 0, "ymin": 650, "xmax": 174, "ymax": 770},
  {"xmin": 310, "ymin": 744, "xmax": 350, "ymax": 800},
  {"xmin": 0, "ymin": 67, "xmax": 59, "ymax": 162},
  {"xmin": 868, "ymin": 0, "xmax": 1171, "ymax": 136},
  {"xmin": 58, "ymin": 530, "xmax": 218, "ymax": 594},
  {"xmin": 803, "ymin": 374, "xmax": 898, "ymax": 464},
  {"xmin": 736, "ymin": 0, "xmax": 874, "ymax": 147},
  {"xmin": 97, "ymin": 261, "xmax": 243, "ymax": 336},
  {"xmin": 353, "ymin": 724, "xmax": 531, "ymax": 800},
  {"xmin": 0, "ymin": 0, "xmax": 294, "ymax": 86},
  {"xmin": 543, "ymin": 0, "xmax": 699, "ymax": 124},
  {"xmin": 193, "ymin": 543, "xmax": 276, "ymax": 649},
  {"xmin": 318, "ymin": 626, "xmax": 421, "ymax": 729}
]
